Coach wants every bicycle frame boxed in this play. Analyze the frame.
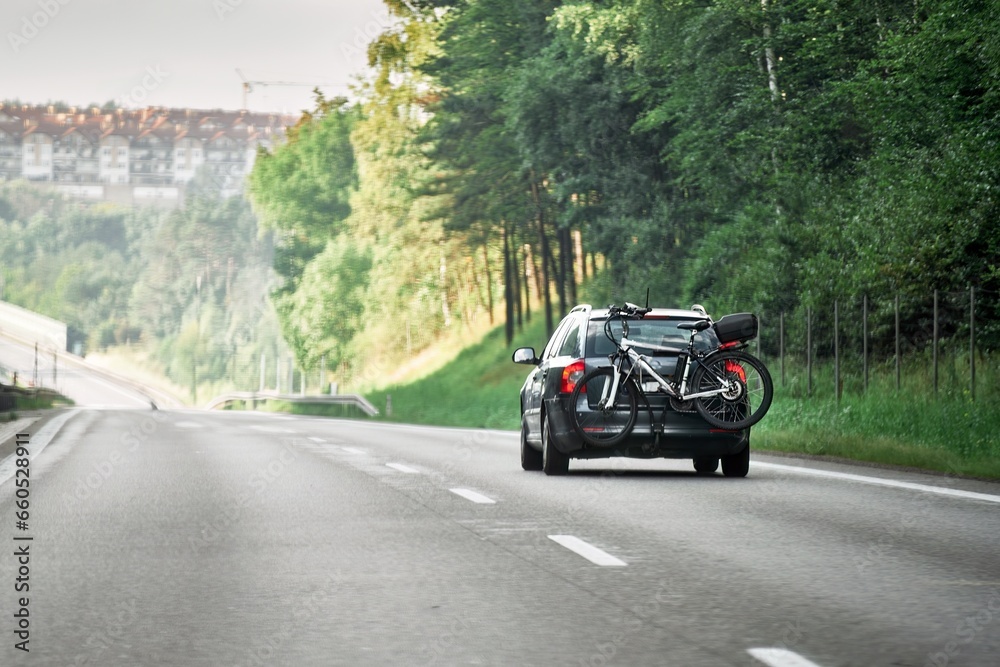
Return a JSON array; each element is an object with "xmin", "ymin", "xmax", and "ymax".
[{"xmin": 594, "ymin": 329, "xmax": 737, "ymax": 410}]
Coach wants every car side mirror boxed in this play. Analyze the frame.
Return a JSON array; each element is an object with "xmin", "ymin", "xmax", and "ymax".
[{"xmin": 512, "ymin": 347, "xmax": 539, "ymax": 365}]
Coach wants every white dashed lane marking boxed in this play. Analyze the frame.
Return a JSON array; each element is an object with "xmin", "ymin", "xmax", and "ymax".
[
  {"xmin": 547, "ymin": 535, "xmax": 626, "ymax": 567},
  {"xmin": 386, "ymin": 463, "xmax": 420, "ymax": 474},
  {"xmin": 747, "ymin": 648, "xmax": 825, "ymax": 667},
  {"xmin": 449, "ymin": 488, "xmax": 497, "ymax": 505}
]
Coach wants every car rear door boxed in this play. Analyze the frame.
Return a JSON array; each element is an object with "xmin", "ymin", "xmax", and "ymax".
[{"xmin": 525, "ymin": 315, "xmax": 576, "ymax": 438}]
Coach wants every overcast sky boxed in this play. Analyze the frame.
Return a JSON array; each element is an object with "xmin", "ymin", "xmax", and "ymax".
[{"xmin": 2, "ymin": 0, "xmax": 392, "ymax": 114}]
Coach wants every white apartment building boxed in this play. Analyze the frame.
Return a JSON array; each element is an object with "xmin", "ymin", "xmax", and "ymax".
[{"xmin": 0, "ymin": 104, "xmax": 291, "ymax": 205}]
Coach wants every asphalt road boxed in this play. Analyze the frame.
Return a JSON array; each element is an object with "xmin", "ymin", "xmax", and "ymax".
[
  {"xmin": 0, "ymin": 335, "xmax": 152, "ymax": 408},
  {"xmin": 0, "ymin": 333, "xmax": 997, "ymax": 666},
  {"xmin": 1, "ymin": 403, "xmax": 999, "ymax": 666}
]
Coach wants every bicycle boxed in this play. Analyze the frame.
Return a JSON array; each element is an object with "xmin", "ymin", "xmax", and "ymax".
[{"xmin": 569, "ymin": 303, "xmax": 773, "ymax": 446}]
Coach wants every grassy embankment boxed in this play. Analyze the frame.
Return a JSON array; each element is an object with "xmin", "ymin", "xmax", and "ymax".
[
  {"xmin": 2, "ymin": 388, "xmax": 74, "ymax": 420},
  {"xmin": 365, "ymin": 315, "xmax": 1000, "ymax": 480}
]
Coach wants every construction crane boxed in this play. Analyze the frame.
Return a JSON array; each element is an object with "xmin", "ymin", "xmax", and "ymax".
[{"xmin": 236, "ymin": 69, "xmax": 346, "ymax": 111}]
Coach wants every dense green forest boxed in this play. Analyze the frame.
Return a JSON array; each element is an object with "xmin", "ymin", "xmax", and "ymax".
[
  {"xmin": 250, "ymin": 0, "xmax": 999, "ymax": 383},
  {"xmin": 3, "ymin": 0, "xmax": 997, "ymax": 403},
  {"xmin": 0, "ymin": 180, "xmax": 287, "ymax": 399}
]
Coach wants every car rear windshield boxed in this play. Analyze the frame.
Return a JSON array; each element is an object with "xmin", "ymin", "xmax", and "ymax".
[{"xmin": 586, "ymin": 317, "xmax": 719, "ymax": 357}]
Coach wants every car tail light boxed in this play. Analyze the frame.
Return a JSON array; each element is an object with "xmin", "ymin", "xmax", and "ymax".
[{"xmin": 560, "ymin": 360, "xmax": 586, "ymax": 394}]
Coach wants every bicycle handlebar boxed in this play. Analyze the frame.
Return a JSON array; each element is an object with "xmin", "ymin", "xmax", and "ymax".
[{"xmin": 607, "ymin": 303, "xmax": 651, "ymax": 318}]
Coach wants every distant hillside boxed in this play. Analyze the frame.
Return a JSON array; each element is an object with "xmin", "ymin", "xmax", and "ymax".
[{"xmin": 0, "ymin": 181, "xmax": 288, "ymax": 403}]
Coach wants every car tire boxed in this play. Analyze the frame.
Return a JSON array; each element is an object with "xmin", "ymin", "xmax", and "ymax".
[
  {"xmin": 721, "ymin": 444, "xmax": 749, "ymax": 478},
  {"xmin": 521, "ymin": 417, "xmax": 543, "ymax": 471},
  {"xmin": 693, "ymin": 457, "xmax": 719, "ymax": 474},
  {"xmin": 541, "ymin": 413, "xmax": 569, "ymax": 476}
]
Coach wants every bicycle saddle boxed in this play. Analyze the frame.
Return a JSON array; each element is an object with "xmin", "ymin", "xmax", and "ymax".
[{"xmin": 677, "ymin": 320, "xmax": 713, "ymax": 332}]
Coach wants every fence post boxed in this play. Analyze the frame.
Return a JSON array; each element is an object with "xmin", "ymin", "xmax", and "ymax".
[
  {"xmin": 863, "ymin": 295, "xmax": 869, "ymax": 393},
  {"xmin": 933, "ymin": 289, "xmax": 939, "ymax": 396},
  {"xmin": 896, "ymin": 294, "xmax": 899, "ymax": 391},
  {"xmin": 970, "ymin": 286, "xmax": 976, "ymax": 401},
  {"xmin": 834, "ymin": 300, "xmax": 840, "ymax": 403},
  {"xmin": 807, "ymin": 306, "xmax": 813, "ymax": 397},
  {"xmin": 780, "ymin": 311, "xmax": 785, "ymax": 387},
  {"xmin": 757, "ymin": 314, "xmax": 762, "ymax": 359}
]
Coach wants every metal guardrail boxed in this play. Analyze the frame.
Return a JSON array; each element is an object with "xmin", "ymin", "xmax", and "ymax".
[{"xmin": 204, "ymin": 392, "xmax": 380, "ymax": 417}]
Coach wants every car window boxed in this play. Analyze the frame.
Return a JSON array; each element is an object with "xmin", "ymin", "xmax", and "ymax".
[
  {"xmin": 586, "ymin": 317, "xmax": 719, "ymax": 357},
  {"xmin": 556, "ymin": 320, "xmax": 583, "ymax": 358},
  {"xmin": 542, "ymin": 316, "xmax": 575, "ymax": 359}
]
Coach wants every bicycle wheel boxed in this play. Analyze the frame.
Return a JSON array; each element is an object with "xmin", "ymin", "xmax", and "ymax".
[
  {"xmin": 691, "ymin": 350, "xmax": 773, "ymax": 430},
  {"xmin": 569, "ymin": 367, "xmax": 638, "ymax": 446}
]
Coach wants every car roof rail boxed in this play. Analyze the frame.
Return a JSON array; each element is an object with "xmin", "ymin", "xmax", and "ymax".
[{"xmin": 569, "ymin": 304, "xmax": 591, "ymax": 314}]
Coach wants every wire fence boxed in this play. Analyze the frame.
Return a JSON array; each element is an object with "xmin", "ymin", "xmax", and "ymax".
[{"xmin": 751, "ymin": 287, "xmax": 998, "ymax": 402}]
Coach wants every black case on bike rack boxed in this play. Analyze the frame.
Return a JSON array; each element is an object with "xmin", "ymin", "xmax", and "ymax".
[{"xmin": 713, "ymin": 313, "xmax": 758, "ymax": 343}]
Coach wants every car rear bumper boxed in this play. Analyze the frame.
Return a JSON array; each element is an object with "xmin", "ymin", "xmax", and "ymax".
[{"xmin": 543, "ymin": 395, "xmax": 748, "ymax": 459}]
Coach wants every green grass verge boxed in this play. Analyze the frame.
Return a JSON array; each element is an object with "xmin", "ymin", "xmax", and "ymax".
[
  {"xmin": 364, "ymin": 314, "xmax": 1000, "ymax": 480},
  {"xmin": 366, "ymin": 317, "xmax": 548, "ymax": 431},
  {"xmin": 11, "ymin": 390, "xmax": 73, "ymax": 412},
  {"xmin": 754, "ymin": 392, "xmax": 1000, "ymax": 479}
]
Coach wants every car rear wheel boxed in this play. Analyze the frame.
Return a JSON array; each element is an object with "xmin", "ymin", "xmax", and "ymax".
[
  {"xmin": 521, "ymin": 417, "xmax": 543, "ymax": 471},
  {"xmin": 693, "ymin": 457, "xmax": 719, "ymax": 474},
  {"xmin": 541, "ymin": 413, "xmax": 569, "ymax": 476},
  {"xmin": 721, "ymin": 444, "xmax": 749, "ymax": 478}
]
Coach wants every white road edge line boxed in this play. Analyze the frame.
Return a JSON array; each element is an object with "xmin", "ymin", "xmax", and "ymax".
[
  {"xmin": 753, "ymin": 461, "xmax": 1000, "ymax": 504},
  {"xmin": 386, "ymin": 463, "xmax": 420, "ymax": 474},
  {"xmin": 0, "ymin": 410, "xmax": 79, "ymax": 486},
  {"xmin": 747, "ymin": 647, "xmax": 824, "ymax": 667},
  {"xmin": 340, "ymin": 447, "xmax": 366, "ymax": 455},
  {"xmin": 548, "ymin": 535, "xmax": 627, "ymax": 567},
  {"xmin": 308, "ymin": 437, "xmax": 326, "ymax": 443},
  {"xmin": 449, "ymin": 488, "xmax": 497, "ymax": 505}
]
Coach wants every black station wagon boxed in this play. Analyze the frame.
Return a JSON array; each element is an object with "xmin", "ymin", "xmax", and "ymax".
[{"xmin": 512, "ymin": 304, "xmax": 750, "ymax": 476}]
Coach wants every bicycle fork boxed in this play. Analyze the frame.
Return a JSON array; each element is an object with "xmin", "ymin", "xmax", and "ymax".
[{"xmin": 595, "ymin": 362, "xmax": 623, "ymax": 410}]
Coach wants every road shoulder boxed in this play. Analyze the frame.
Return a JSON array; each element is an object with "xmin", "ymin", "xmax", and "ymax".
[{"xmin": 0, "ymin": 408, "xmax": 71, "ymax": 462}]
